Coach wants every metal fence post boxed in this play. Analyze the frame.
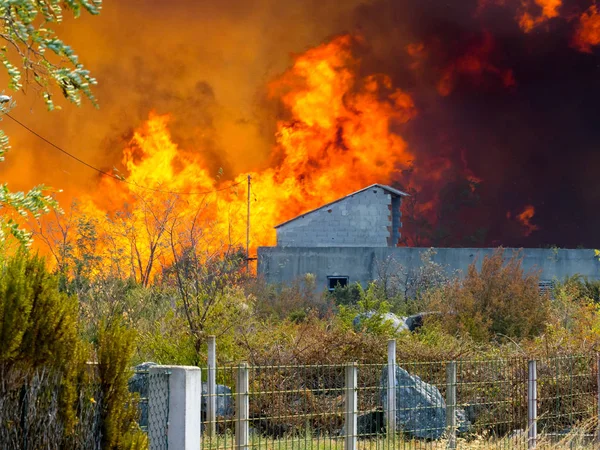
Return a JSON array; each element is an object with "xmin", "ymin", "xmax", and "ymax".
[
  {"xmin": 446, "ymin": 361, "xmax": 457, "ymax": 449},
  {"xmin": 207, "ymin": 335, "xmax": 217, "ymax": 438},
  {"xmin": 528, "ymin": 360, "xmax": 537, "ymax": 449},
  {"xmin": 235, "ymin": 362, "xmax": 249, "ymax": 450},
  {"xmin": 345, "ymin": 362, "xmax": 357, "ymax": 450},
  {"xmin": 387, "ymin": 340, "xmax": 397, "ymax": 439}
]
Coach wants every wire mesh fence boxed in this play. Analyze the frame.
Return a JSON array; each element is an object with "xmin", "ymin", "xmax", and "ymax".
[
  {"xmin": 147, "ymin": 368, "xmax": 171, "ymax": 450},
  {"xmin": 139, "ymin": 353, "xmax": 600, "ymax": 449},
  {"xmin": 454, "ymin": 358, "xmax": 529, "ymax": 449},
  {"xmin": 536, "ymin": 355, "xmax": 597, "ymax": 439},
  {"xmin": 0, "ymin": 365, "xmax": 103, "ymax": 450}
]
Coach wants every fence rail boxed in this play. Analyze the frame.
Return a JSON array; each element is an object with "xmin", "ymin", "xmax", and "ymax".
[{"xmin": 138, "ymin": 342, "xmax": 600, "ymax": 449}]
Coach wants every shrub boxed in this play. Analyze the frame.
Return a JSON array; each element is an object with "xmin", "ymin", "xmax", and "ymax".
[
  {"xmin": 426, "ymin": 249, "xmax": 550, "ymax": 342},
  {"xmin": 0, "ymin": 252, "xmax": 82, "ymax": 429},
  {"xmin": 338, "ymin": 283, "xmax": 400, "ymax": 336},
  {"xmin": 250, "ymin": 274, "xmax": 333, "ymax": 320},
  {"xmin": 328, "ymin": 282, "xmax": 362, "ymax": 307},
  {"xmin": 96, "ymin": 320, "xmax": 146, "ymax": 450}
]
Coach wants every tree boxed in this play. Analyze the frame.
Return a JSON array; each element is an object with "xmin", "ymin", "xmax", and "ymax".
[
  {"xmin": 0, "ymin": 0, "xmax": 101, "ymax": 247},
  {"xmin": 164, "ymin": 201, "xmax": 252, "ymax": 362}
]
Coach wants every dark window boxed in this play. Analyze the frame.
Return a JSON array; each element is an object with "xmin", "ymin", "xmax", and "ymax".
[
  {"xmin": 328, "ymin": 276, "xmax": 349, "ymax": 291},
  {"xmin": 538, "ymin": 280, "xmax": 554, "ymax": 297}
]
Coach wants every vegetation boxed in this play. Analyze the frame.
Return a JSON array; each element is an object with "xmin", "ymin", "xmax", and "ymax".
[
  {"xmin": 4, "ymin": 191, "xmax": 600, "ymax": 447},
  {"xmin": 0, "ymin": 252, "xmax": 144, "ymax": 449},
  {"xmin": 0, "ymin": 0, "xmax": 101, "ymax": 246}
]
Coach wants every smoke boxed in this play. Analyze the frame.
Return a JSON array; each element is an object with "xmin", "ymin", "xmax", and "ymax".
[
  {"xmin": 1, "ymin": 0, "xmax": 599, "ymax": 248},
  {"xmin": 0, "ymin": 0, "xmax": 363, "ymax": 191},
  {"xmin": 346, "ymin": 0, "xmax": 600, "ymax": 247}
]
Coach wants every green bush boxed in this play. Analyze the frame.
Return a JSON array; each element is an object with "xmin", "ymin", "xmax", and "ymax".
[
  {"xmin": 96, "ymin": 320, "xmax": 146, "ymax": 450},
  {"xmin": 0, "ymin": 252, "xmax": 146, "ymax": 449},
  {"xmin": 0, "ymin": 252, "xmax": 82, "ymax": 429},
  {"xmin": 328, "ymin": 282, "xmax": 362, "ymax": 307}
]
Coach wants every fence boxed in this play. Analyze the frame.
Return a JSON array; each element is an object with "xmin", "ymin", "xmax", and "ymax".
[
  {"xmin": 0, "ymin": 366, "xmax": 103, "ymax": 450},
  {"xmin": 142, "ymin": 340, "xmax": 600, "ymax": 449}
]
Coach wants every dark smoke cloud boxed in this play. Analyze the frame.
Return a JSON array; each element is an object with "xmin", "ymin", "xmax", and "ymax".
[{"xmin": 348, "ymin": 0, "xmax": 600, "ymax": 247}]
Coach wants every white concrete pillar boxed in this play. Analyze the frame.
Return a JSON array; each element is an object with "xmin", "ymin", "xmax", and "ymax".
[
  {"xmin": 387, "ymin": 340, "xmax": 397, "ymax": 439},
  {"xmin": 446, "ymin": 361, "xmax": 457, "ymax": 450},
  {"xmin": 528, "ymin": 360, "xmax": 537, "ymax": 449},
  {"xmin": 207, "ymin": 336, "xmax": 217, "ymax": 438},
  {"xmin": 345, "ymin": 362, "xmax": 358, "ymax": 450},
  {"xmin": 149, "ymin": 365, "xmax": 202, "ymax": 450},
  {"xmin": 235, "ymin": 363, "xmax": 249, "ymax": 450}
]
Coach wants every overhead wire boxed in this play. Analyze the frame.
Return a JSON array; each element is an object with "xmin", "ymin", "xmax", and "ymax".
[{"xmin": 4, "ymin": 113, "xmax": 243, "ymax": 196}]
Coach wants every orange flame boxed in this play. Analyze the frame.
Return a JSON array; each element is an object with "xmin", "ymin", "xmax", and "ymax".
[
  {"xmin": 516, "ymin": 205, "xmax": 539, "ymax": 236},
  {"xmin": 518, "ymin": 0, "xmax": 562, "ymax": 32},
  {"xmin": 573, "ymin": 5, "xmax": 600, "ymax": 53},
  {"xmin": 48, "ymin": 35, "xmax": 418, "ymax": 280}
]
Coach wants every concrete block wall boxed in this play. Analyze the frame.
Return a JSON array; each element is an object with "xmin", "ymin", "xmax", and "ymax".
[
  {"xmin": 276, "ymin": 187, "xmax": 398, "ymax": 247},
  {"xmin": 258, "ymin": 246, "xmax": 600, "ymax": 291}
]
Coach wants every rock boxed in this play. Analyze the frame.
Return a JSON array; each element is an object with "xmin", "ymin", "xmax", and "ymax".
[
  {"xmin": 358, "ymin": 410, "xmax": 385, "ymax": 437},
  {"xmin": 338, "ymin": 410, "xmax": 385, "ymax": 438},
  {"xmin": 353, "ymin": 311, "xmax": 438, "ymax": 333},
  {"xmin": 201, "ymin": 382, "xmax": 234, "ymax": 420},
  {"xmin": 380, "ymin": 365, "xmax": 446, "ymax": 440},
  {"xmin": 464, "ymin": 401, "xmax": 486, "ymax": 424},
  {"xmin": 353, "ymin": 311, "xmax": 409, "ymax": 333},
  {"xmin": 129, "ymin": 362, "xmax": 158, "ymax": 428},
  {"xmin": 456, "ymin": 408, "xmax": 471, "ymax": 435},
  {"xmin": 403, "ymin": 314, "xmax": 423, "ymax": 332}
]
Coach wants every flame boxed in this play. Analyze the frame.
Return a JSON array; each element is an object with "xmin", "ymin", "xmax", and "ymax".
[
  {"xmin": 12, "ymin": 0, "xmax": 600, "ymax": 261},
  {"xmin": 516, "ymin": 205, "xmax": 539, "ymax": 236},
  {"xmin": 573, "ymin": 5, "xmax": 600, "ymax": 53},
  {"xmin": 481, "ymin": 0, "xmax": 600, "ymax": 54},
  {"xmin": 48, "ymin": 35, "xmax": 418, "ymax": 280},
  {"xmin": 518, "ymin": 0, "xmax": 562, "ymax": 32}
]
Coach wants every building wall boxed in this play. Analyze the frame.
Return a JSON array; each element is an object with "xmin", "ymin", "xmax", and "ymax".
[
  {"xmin": 276, "ymin": 187, "xmax": 397, "ymax": 247},
  {"xmin": 257, "ymin": 246, "xmax": 600, "ymax": 290}
]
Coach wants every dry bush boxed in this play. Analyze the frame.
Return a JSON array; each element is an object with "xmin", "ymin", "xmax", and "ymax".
[
  {"xmin": 426, "ymin": 249, "xmax": 550, "ymax": 342},
  {"xmin": 238, "ymin": 315, "xmax": 388, "ymax": 367},
  {"xmin": 248, "ymin": 274, "xmax": 334, "ymax": 320}
]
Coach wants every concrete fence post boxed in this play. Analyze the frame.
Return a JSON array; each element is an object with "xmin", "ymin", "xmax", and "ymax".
[
  {"xmin": 235, "ymin": 362, "xmax": 249, "ymax": 450},
  {"xmin": 446, "ymin": 361, "xmax": 457, "ymax": 450},
  {"xmin": 387, "ymin": 340, "xmax": 397, "ymax": 439},
  {"xmin": 528, "ymin": 360, "xmax": 537, "ymax": 449},
  {"xmin": 345, "ymin": 362, "xmax": 358, "ymax": 450},
  {"xmin": 207, "ymin": 335, "xmax": 217, "ymax": 438},
  {"xmin": 149, "ymin": 365, "xmax": 202, "ymax": 450}
]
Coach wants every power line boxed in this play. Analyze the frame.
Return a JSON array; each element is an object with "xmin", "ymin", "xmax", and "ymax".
[{"xmin": 4, "ymin": 113, "xmax": 243, "ymax": 196}]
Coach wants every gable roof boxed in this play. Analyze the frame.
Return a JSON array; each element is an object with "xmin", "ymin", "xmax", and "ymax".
[{"xmin": 274, "ymin": 183, "xmax": 409, "ymax": 229}]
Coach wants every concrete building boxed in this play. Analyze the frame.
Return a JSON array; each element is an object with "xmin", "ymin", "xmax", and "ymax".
[
  {"xmin": 276, "ymin": 184, "xmax": 408, "ymax": 248},
  {"xmin": 258, "ymin": 184, "xmax": 600, "ymax": 291}
]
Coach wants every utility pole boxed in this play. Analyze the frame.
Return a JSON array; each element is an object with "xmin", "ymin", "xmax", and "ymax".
[{"xmin": 246, "ymin": 175, "xmax": 251, "ymax": 272}]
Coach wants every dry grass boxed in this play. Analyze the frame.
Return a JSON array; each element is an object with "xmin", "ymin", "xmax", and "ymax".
[{"xmin": 200, "ymin": 423, "xmax": 599, "ymax": 450}]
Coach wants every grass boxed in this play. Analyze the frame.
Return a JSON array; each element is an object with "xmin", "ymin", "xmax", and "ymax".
[{"xmin": 200, "ymin": 425, "xmax": 599, "ymax": 450}]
